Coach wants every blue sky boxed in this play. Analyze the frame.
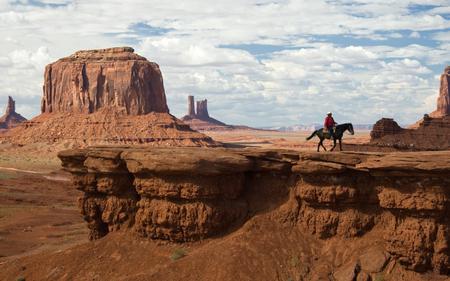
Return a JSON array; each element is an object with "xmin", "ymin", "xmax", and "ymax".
[{"xmin": 0, "ymin": 0, "xmax": 449, "ymax": 126}]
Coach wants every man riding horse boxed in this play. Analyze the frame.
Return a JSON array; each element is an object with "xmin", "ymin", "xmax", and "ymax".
[
  {"xmin": 306, "ymin": 112, "xmax": 354, "ymax": 152},
  {"xmin": 324, "ymin": 112, "xmax": 337, "ymax": 140}
]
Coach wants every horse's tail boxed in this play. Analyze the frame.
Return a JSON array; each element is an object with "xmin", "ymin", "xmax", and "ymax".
[{"xmin": 306, "ymin": 130, "xmax": 317, "ymax": 141}]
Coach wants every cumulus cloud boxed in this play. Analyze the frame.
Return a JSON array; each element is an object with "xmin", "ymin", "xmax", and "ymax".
[{"xmin": 0, "ymin": 0, "xmax": 449, "ymax": 125}]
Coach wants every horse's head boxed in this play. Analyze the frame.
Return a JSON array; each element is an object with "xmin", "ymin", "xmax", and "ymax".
[{"xmin": 347, "ymin": 123, "xmax": 355, "ymax": 135}]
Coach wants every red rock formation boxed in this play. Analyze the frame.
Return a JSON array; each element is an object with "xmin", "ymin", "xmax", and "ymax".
[
  {"xmin": 58, "ymin": 147, "xmax": 450, "ymax": 276},
  {"xmin": 0, "ymin": 96, "xmax": 27, "ymax": 129},
  {"xmin": 41, "ymin": 47, "xmax": 169, "ymax": 115},
  {"xmin": 431, "ymin": 66, "xmax": 450, "ymax": 117},
  {"xmin": 370, "ymin": 118, "xmax": 404, "ymax": 139},
  {"xmin": 196, "ymin": 99, "xmax": 209, "ymax": 118},
  {"xmin": 187, "ymin": 95, "xmax": 195, "ymax": 116}
]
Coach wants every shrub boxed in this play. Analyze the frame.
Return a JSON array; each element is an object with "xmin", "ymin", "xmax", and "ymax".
[{"xmin": 170, "ymin": 248, "xmax": 186, "ymax": 261}]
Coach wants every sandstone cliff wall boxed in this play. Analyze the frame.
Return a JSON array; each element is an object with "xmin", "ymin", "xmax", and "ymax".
[
  {"xmin": 59, "ymin": 147, "xmax": 450, "ymax": 274},
  {"xmin": 41, "ymin": 47, "xmax": 169, "ymax": 115}
]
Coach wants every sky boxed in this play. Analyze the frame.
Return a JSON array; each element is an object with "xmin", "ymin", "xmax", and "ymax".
[{"xmin": 0, "ymin": 0, "xmax": 449, "ymax": 127}]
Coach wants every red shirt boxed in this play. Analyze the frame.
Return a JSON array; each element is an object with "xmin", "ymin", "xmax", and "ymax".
[{"xmin": 324, "ymin": 116, "xmax": 335, "ymax": 128}]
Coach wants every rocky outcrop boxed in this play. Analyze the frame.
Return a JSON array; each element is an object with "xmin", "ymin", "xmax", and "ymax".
[
  {"xmin": 0, "ymin": 96, "xmax": 27, "ymax": 129},
  {"xmin": 41, "ymin": 47, "xmax": 169, "ymax": 115},
  {"xmin": 431, "ymin": 66, "xmax": 450, "ymax": 118},
  {"xmin": 59, "ymin": 147, "xmax": 450, "ymax": 275},
  {"xmin": 369, "ymin": 116, "xmax": 450, "ymax": 150},
  {"xmin": 370, "ymin": 118, "xmax": 404, "ymax": 139}
]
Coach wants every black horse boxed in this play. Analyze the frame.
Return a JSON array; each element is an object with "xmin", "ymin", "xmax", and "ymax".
[{"xmin": 306, "ymin": 123, "xmax": 354, "ymax": 152}]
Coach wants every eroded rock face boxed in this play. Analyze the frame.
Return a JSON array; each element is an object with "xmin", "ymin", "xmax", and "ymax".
[
  {"xmin": 59, "ymin": 148, "xmax": 450, "ymax": 274},
  {"xmin": 0, "ymin": 96, "xmax": 27, "ymax": 129},
  {"xmin": 41, "ymin": 47, "xmax": 169, "ymax": 115},
  {"xmin": 431, "ymin": 66, "xmax": 450, "ymax": 118}
]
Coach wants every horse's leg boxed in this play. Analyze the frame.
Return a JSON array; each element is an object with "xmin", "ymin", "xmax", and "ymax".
[
  {"xmin": 339, "ymin": 138, "xmax": 343, "ymax": 151},
  {"xmin": 330, "ymin": 138, "xmax": 337, "ymax": 151},
  {"xmin": 320, "ymin": 139, "xmax": 327, "ymax": 151},
  {"xmin": 317, "ymin": 141, "xmax": 320, "ymax": 152}
]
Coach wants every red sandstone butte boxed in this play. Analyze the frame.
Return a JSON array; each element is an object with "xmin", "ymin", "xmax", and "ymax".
[{"xmin": 41, "ymin": 47, "xmax": 169, "ymax": 115}]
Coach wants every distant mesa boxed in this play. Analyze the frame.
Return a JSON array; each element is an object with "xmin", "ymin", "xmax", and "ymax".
[
  {"xmin": 0, "ymin": 96, "xmax": 27, "ymax": 130},
  {"xmin": 370, "ymin": 66, "xmax": 450, "ymax": 150},
  {"xmin": 1, "ymin": 47, "xmax": 217, "ymax": 148}
]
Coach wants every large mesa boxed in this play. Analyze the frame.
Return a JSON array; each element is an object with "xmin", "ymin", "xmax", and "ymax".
[{"xmin": 41, "ymin": 47, "xmax": 168, "ymax": 115}]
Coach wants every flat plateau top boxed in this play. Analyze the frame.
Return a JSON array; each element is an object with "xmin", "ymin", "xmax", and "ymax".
[{"xmin": 58, "ymin": 146, "xmax": 450, "ymax": 176}]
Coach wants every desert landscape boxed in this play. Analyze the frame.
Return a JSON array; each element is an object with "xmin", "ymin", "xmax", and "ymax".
[
  {"xmin": 1, "ymin": 2, "xmax": 450, "ymax": 281},
  {"xmin": 0, "ymin": 46, "xmax": 448, "ymax": 281}
]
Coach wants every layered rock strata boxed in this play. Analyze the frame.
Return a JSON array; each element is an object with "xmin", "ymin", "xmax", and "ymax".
[
  {"xmin": 0, "ymin": 96, "xmax": 27, "ymax": 129},
  {"xmin": 60, "ymin": 147, "xmax": 450, "ymax": 274}
]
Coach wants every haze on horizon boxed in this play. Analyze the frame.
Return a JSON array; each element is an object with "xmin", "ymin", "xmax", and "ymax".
[{"xmin": 0, "ymin": 0, "xmax": 449, "ymax": 127}]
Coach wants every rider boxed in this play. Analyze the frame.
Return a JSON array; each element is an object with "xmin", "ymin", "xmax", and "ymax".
[{"xmin": 324, "ymin": 112, "xmax": 337, "ymax": 140}]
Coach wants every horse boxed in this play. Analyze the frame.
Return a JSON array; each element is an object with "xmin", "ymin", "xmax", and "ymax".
[{"xmin": 305, "ymin": 123, "xmax": 354, "ymax": 152}]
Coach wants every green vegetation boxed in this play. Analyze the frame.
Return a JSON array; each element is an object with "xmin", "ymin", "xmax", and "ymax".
[
  {"xmin": 16, "ymin": 277, "xmax": 26, "ymax": 281},
  {"xmin": 170, "ymin": 248, "xmax": 187, "ymax": 261}
]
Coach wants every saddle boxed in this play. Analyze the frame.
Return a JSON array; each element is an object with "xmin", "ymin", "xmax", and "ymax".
[{"xmin": 322, "ymin": 127, "xmax": 336, "ymax": 138}]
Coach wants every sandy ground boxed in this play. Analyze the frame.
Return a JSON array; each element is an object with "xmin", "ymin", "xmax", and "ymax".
[{"xmin": 0, "ymin": 166, "xmax": 87, "ymax": 264}]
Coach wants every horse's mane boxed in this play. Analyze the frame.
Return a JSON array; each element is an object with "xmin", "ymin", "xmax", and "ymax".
[{"xmin": 336, "ymin": 123, "xmax": 352, "ymax": 128}]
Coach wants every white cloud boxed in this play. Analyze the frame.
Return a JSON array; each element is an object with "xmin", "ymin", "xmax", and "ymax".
[{"xmin": 0, "ymin": 0, "xmax": 449, "ymax": 125}]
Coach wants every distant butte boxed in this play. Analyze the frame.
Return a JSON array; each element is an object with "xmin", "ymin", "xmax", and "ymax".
[
  {"xmin": 0, "ymin": 96, "xmax": 27, "ymax": 130},
  {"xmin": 181, "ymin": 95, "xmax": 258, "ymax": 131}
]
